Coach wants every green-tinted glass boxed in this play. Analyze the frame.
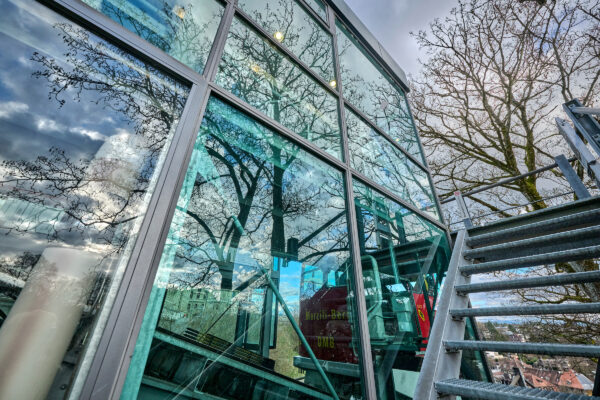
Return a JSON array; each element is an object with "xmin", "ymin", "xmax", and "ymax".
[
  {"xmin": 336, "ymin": 21, "xmax": 423, "ymax": 161},
  {"xmin": 238, "ymin": 0, "xmax": 335, "ymax": 83},
  {"xmin": 121, "ymin": 97, "xmax": 363, "ymax": 399},
  {"xmin": 216, "ymin": 17, "xmax": 342, "ymax": 160},
  {"xmin": 346, "ymin": 107, "xmax": 439, "ymax": 219},
  {"xmin": 305, "ymin": 0, "xmax": 328, "ymax": 22},
  {"xmin": 82, "ymin": 0, "xmax": 224, "ymax": 74},
  {"xmin": 352, "ymin": 180, "xmax": 451, "ymax": 400}
]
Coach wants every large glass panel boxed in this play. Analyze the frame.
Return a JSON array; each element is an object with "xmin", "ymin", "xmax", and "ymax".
[
  {"xmin": 336, "ymin": 21, "xmax": 423, "ymax": 161},
  {"xmin": 82, "ymin": 0, "xmax": 224, "ymax": 74},
  {"xmin": 346, "ymin": 107, "xmax": 439, "ymax": 219},
  {"xmin": 0, "ymin": 1, "xmax": 189, "ymax": 398},
  {"xmin": 216, "ymin": 17, "xmax": 342, "ymax": 160},
  {"xmin": 304, "ymin": 0, "xmax": 328, "ymax": 22},
  {"xmin": 352, "ymin": 181, "xmax": 451, "ymax": 400},
  {"xmin": 122, "ymin": 97, "xmax": 363, "ymax": 399},
  {"xmin": 238, "ymin": 0, "xmax": 335, "ymax": 84}
]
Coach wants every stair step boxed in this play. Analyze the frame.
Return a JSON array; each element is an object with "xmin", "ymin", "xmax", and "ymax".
[
  {"xmin": 463, "ymin": 225, "xmax": 600, "ymax": 261},
  {"xmin": 450, "ymin": 302, "xmax": 600, "ymax": 317},
  {"xmin": 455, "ymin": 270, "xmax": 600, "ymax": 294},
  {"xmin": 436, "ymin": 378, "xmax": 600, "ymax": 399},
  {"xmin": 466, "ymin": 208, "xmax": 600, "ymax": 247},
  {"xmin": 443, "ymin": 340, "xmax": 600, "ymax": 357},
  {"xmin": 460, "ymin": 245, "xmax": 600, "ymax": 275}
]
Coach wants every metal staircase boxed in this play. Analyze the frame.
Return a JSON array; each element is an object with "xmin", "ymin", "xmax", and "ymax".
[{"xmin": 414, "ymin": 196, "xmax": 600, "ymax": 399}]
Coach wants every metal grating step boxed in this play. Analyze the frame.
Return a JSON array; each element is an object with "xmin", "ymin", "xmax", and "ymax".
[
  {"xmin": 463, "ymin": 225, "xmax": 600, "ymax": 261},
  {"xmin": 436, "ymin": 378, "xmax": 600, "ymax": 399},
  {"xmin": 444, "ymin": 340, "xmax": 600, "ymax": 357},
  {"xmin": 460, "ymin": 245, "xmax": 600, "ymax": 275},
  {"xmin": 466, "ymin": 208, "xmax": 600, "ymax": 247},
  {"xmin": 455, "ymin": 270, "xmax": 600, "ymax": 294},
  {"xmin": 450, "ymin": 302, "xmax": 600, "ymax": 317}
]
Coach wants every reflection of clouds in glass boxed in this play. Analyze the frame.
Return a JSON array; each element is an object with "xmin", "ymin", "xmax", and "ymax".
[
  {"xmin": 0, "ymin": 1, "xmax": 190, "ymax": 397},
  {"xmin": 82, "ymin": 0, "xmax": 224, "ymax": 74},
  {"xmin": 0, "ymin": 101, "xmax": 29, "ymax": 119}
]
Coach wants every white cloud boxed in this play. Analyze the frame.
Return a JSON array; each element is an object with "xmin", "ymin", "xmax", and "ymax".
[
  {"xmin": 36, "ymin": 117, "xmax": 63, "ymax": 132},
  {"xmin": 69, "ymin": 126, "xmax": 106, "ymax": 141},
  {"xmin": 0, "ymin": 101, "xmax": 29, "ymax": 119}
]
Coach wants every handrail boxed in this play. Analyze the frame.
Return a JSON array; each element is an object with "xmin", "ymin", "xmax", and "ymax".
[
  {"xmin": 439, "ymin": 157, "xmax": 577, "ymax": 204},
  {"xmin": 446, "ymin": 189, "xmax": 577, "ymax": 227}
]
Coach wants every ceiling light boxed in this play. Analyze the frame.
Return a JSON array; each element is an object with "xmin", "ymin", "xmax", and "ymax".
[
  {"xmin": 329, "ymin": 80, "xmax": 337, "ymax": 88},
  {"xmin": 273, "ymin": 31, "xmax": 284, "ymax": 42}
]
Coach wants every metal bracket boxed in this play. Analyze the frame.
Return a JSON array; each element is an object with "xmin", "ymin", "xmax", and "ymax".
[
  {"xmin": 556, "ymin": 118, "xmax": 600, "ymax": 189},
  {"xmin": 563, "ymin": 99, "xmax": 600, "ymax": 158}
]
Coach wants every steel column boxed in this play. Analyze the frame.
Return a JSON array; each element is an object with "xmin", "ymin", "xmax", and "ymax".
[{"xmin": 330, "ymin": 4, "xmax": 378, "ymax": 398}]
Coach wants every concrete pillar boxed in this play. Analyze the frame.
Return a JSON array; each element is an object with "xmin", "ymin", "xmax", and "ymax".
[{"xmin": 0, "ymin": 247, "xmax": 100, "ymax": 400}]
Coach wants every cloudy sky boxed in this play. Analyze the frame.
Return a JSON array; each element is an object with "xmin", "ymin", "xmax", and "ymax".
[{"xmin": 344, "ymin": 0, "xmax": 459, "ymax": 77}]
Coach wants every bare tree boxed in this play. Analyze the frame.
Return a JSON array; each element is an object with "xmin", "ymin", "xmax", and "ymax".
[
  {"xmin": 411, "ymin": 0, "xmax": 600, "ymax": 218},
  {"xmin": 410, "ymin": 0, "xmax": 600, "ymax": 373}
]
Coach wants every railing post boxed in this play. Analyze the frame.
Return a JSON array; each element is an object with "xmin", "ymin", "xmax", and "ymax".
[
  {"xmin": 454, "ymin": 191, "xmax": 473, "ymax": 228},
  {"xmin": 554, "ymin": 154, "xmax": 591, "ymax": 199}
]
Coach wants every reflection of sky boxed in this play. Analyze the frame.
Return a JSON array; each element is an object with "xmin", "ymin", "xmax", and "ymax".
[{"xmin": 0, "ymin": 0, "xmax": 186, "ymax": 257}]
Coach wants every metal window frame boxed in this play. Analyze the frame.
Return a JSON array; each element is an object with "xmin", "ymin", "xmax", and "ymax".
[{"xmin": 18, "ymin": 0, "xmax": 449, "ymax": 399}]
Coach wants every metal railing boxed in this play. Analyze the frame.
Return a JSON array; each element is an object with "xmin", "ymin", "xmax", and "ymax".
[{"xmin": 439, "ymin": 155, "xmax": 594, "ymax": 228}]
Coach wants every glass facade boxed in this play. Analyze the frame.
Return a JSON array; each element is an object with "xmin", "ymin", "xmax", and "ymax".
[
  {"xmin": 0, "ymin": 0, "xmax": 188, "ymax": 398},
  {"xmin": 346, "ymin": 108, "xmax": 439, "ymax": 219},
  {"xmin": 122, "ymin": 97, "xmax": 363, "ymax": 399},
  {"xmin": 0, "ymin": 0, "xmax": 449, "ymax": 399},
  {"xmin": 238, "ymin": 0, "xmax": 335, "ymax": 83},
  {"xmin": 216, "ymin": 17, "xmax": 342, "ymax": 159}
]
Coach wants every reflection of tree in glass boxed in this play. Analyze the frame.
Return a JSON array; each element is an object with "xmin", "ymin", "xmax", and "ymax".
[
  {"xmin": 345, "ymin": 109, "xmax": 437, "ymax": 217},
  {"xmin": 0, "ymin": 22, "xmax": 187, "ymax": 254},
  {"xmin": 167, "ymin": 100, "xmax": 349, "ymax": 295},
  {"xmin": 336, "ymin": 26, "xmax": 421, "ymax": 158},
  {"xmin": 239, "ymin": 0, "xmax": 335, "ymax": 81},
  {"xmin": 217, "ymin": 18, "xmax": 341, "ymax": 158}
]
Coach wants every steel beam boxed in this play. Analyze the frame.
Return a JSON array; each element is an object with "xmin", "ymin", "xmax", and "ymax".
[
  {"xmin": 556, "ymin": 118, "xmax": 600, "ymax": 189},
  {"xmin": 563, "ymin": 99, "xmax": 600, "ymax": 157},
  {"xmin": 444, "ymin": 341, "xmax": 600, "ymax": 357},
  {"xmin": 554, "ymin": 154, "xmax": 591, "ymax": 199},
  {"xmin": 412, "ymin": 229, "xmax": 471, "ymax": 400},
  {"xmin": 455, "ymin": 270, "xmax": 600, "ymax": 294},
  {"xmin": 450, "ymin": 302, "xmax": 600, "ymax": 317},
  {"xmin": 460, "ymin": 245, "xmax": 600, "ymax": 275}
]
